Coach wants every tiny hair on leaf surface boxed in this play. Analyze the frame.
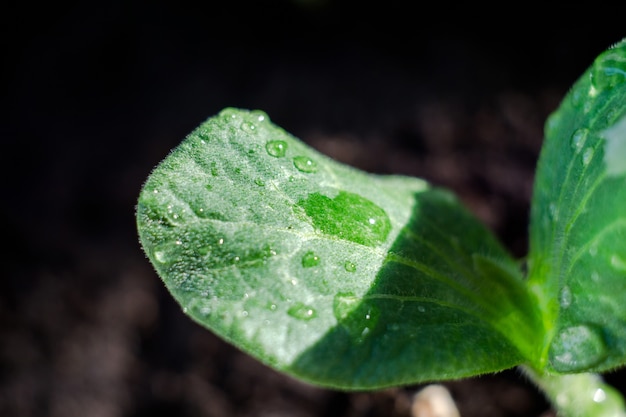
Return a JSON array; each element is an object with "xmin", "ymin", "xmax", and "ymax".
[
  {"xmin": 136, "ymin": 38, "xmax": 626, "ymax": 415},
  {"xmin": 136, "ymin": 108, "xmax": 541, "ymax": 389}
]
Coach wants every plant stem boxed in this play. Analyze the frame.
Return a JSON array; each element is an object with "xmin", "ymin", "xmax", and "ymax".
[{"xmin": 521, "ymin": 366, "xmax": 626, "ymax": 417}]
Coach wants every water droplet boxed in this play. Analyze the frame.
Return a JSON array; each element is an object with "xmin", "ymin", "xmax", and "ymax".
[
  {"xmin": 590, "ymin": 46, "xmax": 626, "ymax": 91},
  {"xmin": 154, "ymin": 250, "xmax": 168, "ymax": 263},
  {"xmin": 293, "ymin": 156, "xmax": 318, "ymax": 173},
  {"xmin": 333, "ymin": 294, "xmax": 380, "ymax": 341},
  {"xmin": 560, "ymin": 286, "xmax": 572, "ymax": 309},
  {"xmin": 297, "ymin": 191, "xmax": 391, "ymax": 247},
  {"xmin": 570, "ymin": 128, "xmax": 589, "ymax": 153},
  {"xmin": 287, "ymin": 302, "xmax": 316, "ymax": 321},
  {"xmin": 254, "ymin": 178, "xmax": 265, "ymax": 186},
  {"xmin": 417, "ymin": 305, "xmax": 426, "ymax": 313},
  {"xmin": 591, "ymin": 271, "xmax": 600, "ymax": 282},
  {"xmin": 582, "ymin": 147, "xmax": 594, "ymax": 166},
  {"xmin": 219, "ymin": 108, "xmax": 239, "ymax": 120},
  {"xmin": 610, "ymin": 254, "xmax": 626, "ymax": 271},
  {"xmin": 266, "ymin": 140, "xmax": 288, "ymax": 157},
  {"xmin": 242, "ymin": 310, "xmax": 249, "ymax": 317},
  {"xmin": 241, "ymin": 121, "xmax": 256, "ymax": 132},
  {"xmin": 356, "ymin": 306, "xmax": 380, "ymax": 342},
  {"xmin": 549, "ymin": 202, "xmax": 559, "ymax": 221},
  {"xmin": 250, "ymin": 109, "xmax": 268, "ymax": 122},
  {"xmin": 549, "ymin": 324, "xmax": 607, "ymax": 372},
  {"xmin": 267, "ymin": 303, "xmax": 277, "ymax": 311},
  {"xmin": 302, "ymin": 251, "xmax": 320, "ymax": 268},
  {"xmin": 333, "ymin": 292, "xmax": 359, "ymax": 321},
  {"xmin": 344, "ymin": 261, "xmax": 356, "ymax": 272}
]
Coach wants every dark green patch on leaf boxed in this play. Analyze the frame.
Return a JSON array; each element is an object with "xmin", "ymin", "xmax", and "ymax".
[{"xmin": 297, "ymin": 191, "xmax": 392, "ymax": 247}]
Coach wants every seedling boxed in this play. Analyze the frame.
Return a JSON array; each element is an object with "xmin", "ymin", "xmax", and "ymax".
[{"xmin": 136, "ymin": 40, "xmax": 626, "ymax": 416}]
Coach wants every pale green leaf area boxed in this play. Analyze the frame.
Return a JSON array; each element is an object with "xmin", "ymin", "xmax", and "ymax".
[
  {"xmin": 136, "ymin": 108, "xmax": 543, "ymax": 389},
  {"xmin": 528, "ymin": 39, "xmax": 626, "ymax": 374}
]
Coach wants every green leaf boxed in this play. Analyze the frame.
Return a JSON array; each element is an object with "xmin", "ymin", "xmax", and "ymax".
[
  {"xmin": 137, "ymin": 108, "xmax": 543, "ymax": 389},
  {"xmin": 528, "ymin": 39, "xmax": 626, "ymax": 373}
]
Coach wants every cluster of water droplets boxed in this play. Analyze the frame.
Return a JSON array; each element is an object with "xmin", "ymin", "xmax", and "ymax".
[
  {"xmin": 186, "ymin": 109, "xmax": 389, "ymax": 342},
  {"xmin": 568, "ymin": 127, "xmax": 596, "ymax": 168},
  {"xmin": 263, "ymin": 131, "xmax": 319, "ymax": 174}
]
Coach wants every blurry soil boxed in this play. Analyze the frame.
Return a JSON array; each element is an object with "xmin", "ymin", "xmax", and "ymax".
[{"xmin": 3, "ymin": 2, "xmax": 626, "ymax": 416}]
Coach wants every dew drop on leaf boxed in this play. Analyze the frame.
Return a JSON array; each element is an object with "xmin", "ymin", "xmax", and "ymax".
[
  {"xmin": 560, "ymin": 286, "xmax": 572, "ymax": 309},
  {"xmin": 241, "ymin": 121, "xmax": 256, "ymax": 132},
  {"xmin": 549, "ymin": 202, "xmax": 559, "ymax": 221},
  {"xmin": 254, "ymin": 178, "xmax": 265, "ymax": 187},
  {"xmin": 333, "ymin": 292, "xmax": 359, "ymax": 321},
  {"xmin": 154, "ymin": 250, "xmax": 168, "ymax": 264},
  {"xmin": 549, "ymin": 324, "xmax": 608, "ymax": 372},
  {"xmin": 287, "ymin": 302, "xmax": 317, "ymax": 321},
  {"xmin": 293, "ymin": 156, "xmax": 318, "ymax": 173},
  {"xmin": 590, "ymin": 46, "xmax": 626, "ymax": 91},
  {"xmin": 297, "ymin": 191, "xmax": 391, "ymax": 247},
  {"xmin": 354, "ymin": 305, "xmax": 381, "ymax": 342},
  {"xmin": 250, "ymin": 109, "xmax": 268, "ymax": 122},
  {"xmin": 265, "ymin": 140, "xmax": 288, "ymax": 157},
  {"xmin": 570, "ymin": 128, "xmax": 589, "ymax": 153},
  {"xmin": 582, "ymin": 147, "xmax": 594, "ymax": 166},
  {"xmin": 344, "ymin": 261, "xmax": 356, "ymax": 272},
  {"xmin": 301, "ymin": 251, "xmax": 320, "ymax": 268},
  {"xmin": 219, "ymin": 108, "xmax": 239, "ymax": 120},
  {"xmin": 610, "ymin": 254, "xmax": 626, "ymax": 271}
]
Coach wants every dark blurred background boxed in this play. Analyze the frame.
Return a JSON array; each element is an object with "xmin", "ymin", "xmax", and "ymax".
[{"xmin": 3, "ymin": 1, "xmax": 626, "ymax": 416}]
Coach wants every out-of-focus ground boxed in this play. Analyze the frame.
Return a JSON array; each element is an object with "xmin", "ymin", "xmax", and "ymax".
[{"xmin": 3, "ymin": 2, "xmax": 626, "ymax": 416}]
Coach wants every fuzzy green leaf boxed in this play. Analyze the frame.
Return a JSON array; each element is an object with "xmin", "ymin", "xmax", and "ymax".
[
  {"xmin": 529, "ymin": 39, "xmax": 626, "ymax": 373},
  {"xmin": 137, "ymin": 108, "xmax": 542, "ymax": 389}
]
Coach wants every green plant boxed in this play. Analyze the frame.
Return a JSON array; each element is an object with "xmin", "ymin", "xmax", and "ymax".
[{"xmin": 136, "ymin": 40, "xmax": 626, "ymax": 416}]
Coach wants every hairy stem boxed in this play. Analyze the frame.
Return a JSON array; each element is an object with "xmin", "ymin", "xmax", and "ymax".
[{"xmin": 522, "ymin": 366, "xmax": 626, "ymax": 417}]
